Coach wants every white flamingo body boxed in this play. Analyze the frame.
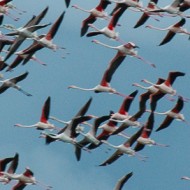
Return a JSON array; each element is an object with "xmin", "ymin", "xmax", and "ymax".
[
  {"xmin": 142, "ymin": 80, "xmax": 176, "ymax": 95},
  {"xmin": 36, "ymin": 37, "xmax": 57, "ymax": 51},
  {"xmin": 15, "ymin": 122, "xmax": 56, "ymax": 130},
  {"xmin": 111, "ymin": 0, "xmax": 142, "ymax": 9},
  {"xmin": 44, "ymin": 132, "xmax": 77, "ymax": 144},
  {"xmin": 111, "ymin": 113, "xmax": 131, "ymax": 121},
  {"xmin": 154, "ymin": 110, "xmax": 185, "ymax": 121},
  {"xmin": 89, "ymin": 24, "xmax": 119, "ymax": 39},
  {"xmin": 80, "ymin": 132, "xmax": 100, "ymax": 145},
  {"xmin": 137, "ymin": 136, "xmax": 155, "ymax": 146},
  {"xmin": 113, "ymin": 118, "xmax": 141, "ymax": 128}
]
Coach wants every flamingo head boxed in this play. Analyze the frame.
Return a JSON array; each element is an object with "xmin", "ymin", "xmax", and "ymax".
[{"xmin": 124, "ymin": 42, "xmax": 139, "ymax": 49}]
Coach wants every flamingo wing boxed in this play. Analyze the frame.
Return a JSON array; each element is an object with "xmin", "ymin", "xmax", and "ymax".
[
  {"xmin": 12, "ymin": 181, "xmax": 27, "ymax": 190},
  {"xmin": 26, "ymin": 6, "xmax": 49, "ymax": 27},
  {"xmin": 167, "ymin": 71, "xmax": 185, "ymax": 85},
  {"xmin": 159, "ymin": 31, "xmax": 176, "ymax": 46},
  {"xmin": 0, "ymin": 157, "xmax": 14, "ymax": 171},
  {"xmin": 46, "ymin": 11, "xmax": 65, "ymax": 40},
  {"xmin": 100, "ymin": 0, "xmax": 111, "ymax": 9},
  {"xmin": 99, "ymin": 150, "xmax": 123, "ymax": 166},
  {"xmin": 101, "ymin": 52, "xmax": 126, "ymax": 85},
  {"xmin": 150, "ymin": 91, "xmax": 165, "ymax": 111},
  {"xmin": 118, "ymin": 90, "xmax": 138, "ymax": 114},
  {"xmin": 123, "ymin": 127, "xmax": 143, "ymax": 147},
  {"xmin": 40, "ymin": 96, "xmax": 51, "ymax": 123},
  {"xmin": 81, "ymin": 15, "xmax": 96, "ymax": 37},
  {"xmin": 65, "ymin": 0, "xmax": 70, "ymax": 7},
  {"xmin": 7, "ymin": 153, "xmax": 19, "ymax": 174},
  {"xmin": 156, "ymin": 116, "xmax": 173, "ymax": 132},
  {"xmin": 75, "ymin": 97, "xmax": 93, "ymax": 117},
  {"xmin": 134, "ymin": 13, "xmax": 150, "ymax": 28},
  {"xmin": 6, "ymin": 56, "xmax": 24, "ymax": 71},
  {"xmin": 10, "ymin": 71, "xmax": 29, "ymax": 84},
  {"xmin": 171, "ymin": 96, "xmax": 184, "ymax": 113},
  {"xmin": 114, "ymin": 172, "xmax": 133, "ymax": 190}
]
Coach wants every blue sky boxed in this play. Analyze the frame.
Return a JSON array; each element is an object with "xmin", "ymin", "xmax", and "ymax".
[{"xmin": 0, "ymin": 0, "xmax": 190, "ymax": 189}]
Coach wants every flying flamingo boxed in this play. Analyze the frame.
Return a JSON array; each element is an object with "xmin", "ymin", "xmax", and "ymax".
[
  {"xmin": 20, "ymin": 11, "xmax": 66, "ymax": 56},
  {"xmin": 114, "ymin": 172, "xmax": 133, "ymax": 190},
  {"xmin": 86, "ymin": 8, "xmax": 123, "ymax": 40},
  {"xmin": 148, "ymin": 0, "xmax": 190, "ymax": 17},
  {"xmin": 1, "ymin": 6, "xmax": 49, "ymax": 62},
  {"xmin": 0, "ymin": 152, "xmax": 19, "ymax": 184},
  {"xmin": 1, "ymin": 167, "xmax": 52, "ymax": 190},
  {"xmin": 72, "ymin": 0, "xmax": 111, "ymax": 36},
  {"xmin": 92, "ymin": 39, "xmax": 156, "ymax": 68},
  {"xmin": 109, "ymin": 0, "xmax": 144, "ymax": 16},
  {"xmin": 134, "ymin": 112, "xmax": 169, "ymax": 151},
  {"xmin": 147, "ymin": 96, "xmax": 187, "ymax": 132},
  {"xmin": 181, "ymin": 176, "xmax": 190, "ymax": 181},
  {"xmin": 111, "ymin": 90, "xmax": 138, "ymax": 121},
  {"xmin": 2, "ymin": 22, "xmax": 51, "ymax": 62},
  {"xmin": 146, "ymin": 18, "xmax": 190, "ymax": 46},
  {"xmin": 0, "ymin": 71, "xmax": 32, "ymax": 96},
  {"xmin": 134, "ymin": 0, "xmax": 163, "ymax": 28},
  {"xmin": 68, "ymin": 61, "xmax": 127, "ymax": 97},
  {"xmin": 4, "ymin": 43, "xmax": 47, "ymax": 72},
  {"xmin": 14, "ymin": 96, "xmax": 59, "ymax": 130},
  {"xmin": 75, "ymin": 113, "xmax": 111, "ymax": 161},
  {"xmin": 99, "ymin": 127, "xmax": 146, "ymax": 166},
  {"xmin": 110, "ymin": 111, "xmax": 142, "ymax": 136},
  {"xmin": 141, "ymin": 71, "xmax": 186, "ymax": 111},
  {"xmin": 41, "ymin": 115, "xmax": 95, "ymax": 147},
  {"xmin": 132, "ymin": 78, "xmax": 166, "ymax": 113}
]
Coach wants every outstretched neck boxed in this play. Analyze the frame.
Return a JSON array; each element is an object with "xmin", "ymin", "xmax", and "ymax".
[
  {"xmin": 92, "ymin": 39, "xmax": 118, "ymax": 50},
  {"xmin": 68, "ymin": 85, "xmax": 95, "ymax": 91},
  {"xmin": 72, "ymin": 5, "xmax": 91, "ymax": 13}
]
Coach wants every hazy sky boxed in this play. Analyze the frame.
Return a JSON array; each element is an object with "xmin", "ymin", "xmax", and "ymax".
[{"xmin": 1, "ymin": 0, "xmax": 190, "ymax": 190}]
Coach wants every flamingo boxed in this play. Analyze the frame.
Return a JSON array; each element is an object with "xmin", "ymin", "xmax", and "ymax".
[
  {"xmin": 72, "ymin": 0, "xmax": 111, "ymax": 37},
  {"xmin": 141, "ymin": 71, "xmax": 186, "ymax": 111},
  {"xmin": 68, "ymin": 62, "xmax": 127, "ymax": 97},
  {"xmin": 181, "ymin": 176, "xmax": 190, "ymax": 180},
  {"xmin": 1, "ymin": 6, "xmax": 49, "ymax": 62},
  {"xmin": 148, "ymin": 0, "xmax": 183, "ymax": 15},
  {"xmin": 110, "ymin": 111, "xmax": 142, "ymax": 136},
  {"xmin": 99, "ymin": 126, "xmax": 146, "ymax": 166},
  {"xmin": 148, "ymin": 96, "xmax": 186, "ymax": 132},
  {"xmin": 41, "ymin": 115, "xmax": 95, "ymax": 147},
  {"xmin": 134, "ymin": 112, "xmax": 169, "ymax": 151},
  {"xmin": 92, "ymin": 39, "xmax": 156, "ymax": 68},
  {"xmin": 14, "ymin": 96, "xmax": 60, "ymax": 130},
  {"xmin": 20, "ymin": 11, "xmax": 65, "ymax": 56},
  {"xmin": 86, "ymin": 8, "xmax": 123, "ymax": 40},
  {"xmin": 110, "ymin": 0, "xmax": 143, "ymax": 17},
  {"xmin": 75, "ymin": 113, "xmax": 111, "ymax": 161},
  {"xmin": 0, "ymin": 71, "xmax": 32, "ymax": 96},
  {"xmin": 0, "ymin": 37, "xmax": 14, "ymax": 52},
  {"xmin": 0, "ymin": 153, "xmax": 19, "ymax": 184},
  {"xmin": 132, "ymin": 78, "xmax": 166, "ymax": 113},
  {"xmin": 1, "ymin": 167, "xmax": 52, "ymax": 190},
  {"xmin": 111, "ymin": 90, "xmax": 138, "ymax": 121},
  {"xmin": 146, "ymin": 18, "xmax": 190, "ymax": 46},
  {"xmin": 134, "ymin": 0, "xmax": 163, "ymax": 28},
  {"xmin": 114, "ymin": 172, "xmax": 133, "ymax": 190},
  {"xmin": 5, "ymin": 34, "xmax": 46, "ymax": 72},
  {"xmin": 2, "ymin": 22, "xmax": 51, "ymax": 62}
]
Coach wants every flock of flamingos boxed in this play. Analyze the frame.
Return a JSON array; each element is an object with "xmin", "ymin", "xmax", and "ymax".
[{"xmin": 0, "ymin": 0, "xmax": 190, "ymax": 189}]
